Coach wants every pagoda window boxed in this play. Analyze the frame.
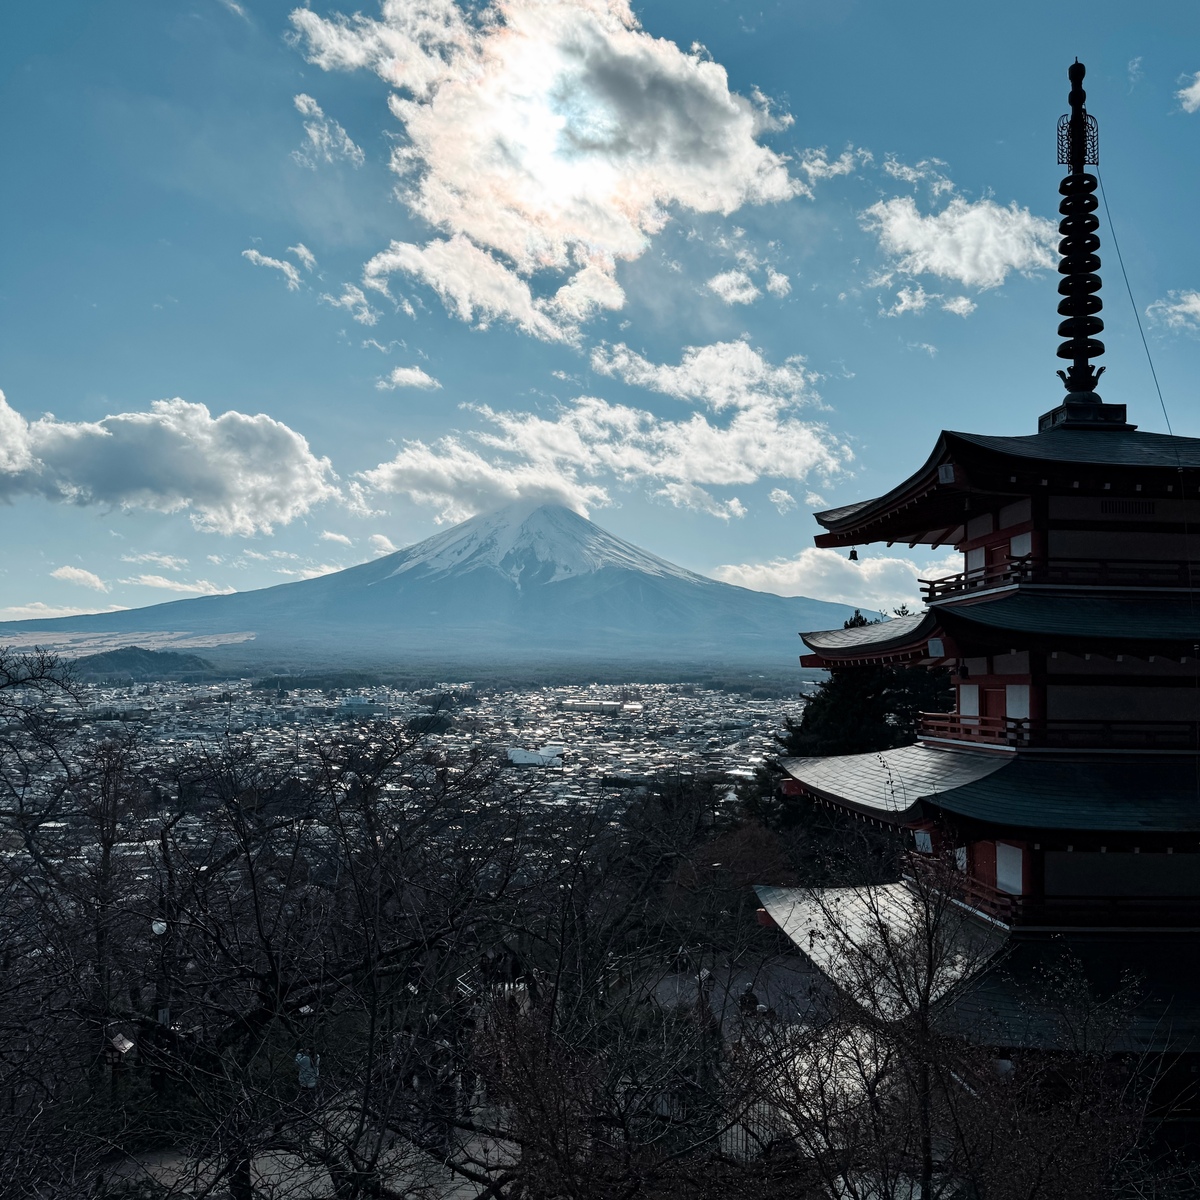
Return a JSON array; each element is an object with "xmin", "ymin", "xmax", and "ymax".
[
  {"xmin": 966, "ymin": 546, "xmax": 985, "ymax": 574},
  {"xmin": 959, "ymin": 683, "xmax": 979, "ymax": 717},
  {"xmin": 981, "ymin": 687, "xmax": 1006, "ymax": 719},
  {"xmin": 996, "ymin": 843, "xmax": 1024, "ymax": 895},
  {"xmin": 998, "ymin": 498, "xmax": 1032, "ymax": 529},
  {"xmin": 966, "ymin": 513, "xmax": 994, "ymax": 541},
  {"xmin": 1005, "ymin": 684, "xmax": 1030, "ymax": 720},
  {"xmin": 1008, "ymin": 530, "xmax": 1032, "ymax": 558}
]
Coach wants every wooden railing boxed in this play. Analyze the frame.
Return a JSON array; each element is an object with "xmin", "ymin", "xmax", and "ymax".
[
  {"xmin": 954, "ymin": 882, "xmax": 1200, "ymax": 928},
  {"xmin": 920, "ymin": 557, "xmax": 1199, "ymax": 601},
  {"xmin": 919, "ymin": 712, "xmax": 1200, "ymax": 751}
]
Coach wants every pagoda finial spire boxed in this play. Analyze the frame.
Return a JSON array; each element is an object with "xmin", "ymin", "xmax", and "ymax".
[{"xmin": 1054, "ymin": 59, "xmax": 1105, "ymax": 400}]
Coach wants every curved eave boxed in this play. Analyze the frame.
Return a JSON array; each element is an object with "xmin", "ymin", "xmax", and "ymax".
[
  {"xmin": 814, "ymin": 435, "xmax": 953, "ymax": 548},
  {"xmin": 781, "ymin": 746, "xmax": 1200, "ymax": 833},
  {"xmin": 799, "ymin": 612, "xmax": 941, "ymax": 667},
  {"xmin": 812, "ymin": 426, "xmax": 1200, "ymax": 550},
  {"xmin": 935, "ymin": 594, "xmax": 1200, "ymax": 654}
]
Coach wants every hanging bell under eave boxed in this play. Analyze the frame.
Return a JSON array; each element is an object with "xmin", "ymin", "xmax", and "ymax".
[{"xmin": 848, "ymin": 548, "xmax": 859, "ymax": 562}]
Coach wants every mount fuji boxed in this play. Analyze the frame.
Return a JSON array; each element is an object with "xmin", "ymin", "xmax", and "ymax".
[{"xmin": 2, "ymin": 503, "xmax": 860, "ymax": 671}]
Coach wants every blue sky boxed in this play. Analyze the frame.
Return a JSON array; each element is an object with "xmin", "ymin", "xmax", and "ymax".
[{"xmin": 3, "ymin": 0, "xmax": 1200, "ymax": 621}]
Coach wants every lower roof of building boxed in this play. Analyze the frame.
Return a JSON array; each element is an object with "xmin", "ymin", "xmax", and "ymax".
[{"xmin": 780, "ymin": 743, "xmax": 1200, "ymax": 832}]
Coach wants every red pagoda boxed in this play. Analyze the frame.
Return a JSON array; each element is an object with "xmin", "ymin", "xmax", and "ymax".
[{"xmin": 763, "ymin": 62, "xmax": 1200, "ymax": 1056}]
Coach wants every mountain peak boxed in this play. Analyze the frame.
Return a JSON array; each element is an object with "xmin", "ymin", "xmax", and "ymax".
[{"xmin": 385, "ymin": 501, "xmax": 703, "ymax": 587}]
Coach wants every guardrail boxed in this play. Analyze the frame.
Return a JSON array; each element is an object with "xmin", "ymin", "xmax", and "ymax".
[
  {"xmin": 920, "ymin": 557, "xmax": 1198, "ymax": 601},
  {"xmin": 919, "ymin": 712, "xmax": 1200, "ymax": 750}
]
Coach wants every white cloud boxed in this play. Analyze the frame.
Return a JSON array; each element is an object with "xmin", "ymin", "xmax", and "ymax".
[
  {"xmin": 798, "ymin": 146, "xmax": 868, "ymax": 185},
  {"xmin": 908, "ymin": 342, "xmax": 938, "ymax": 357},
  {"xmin": 0, "ymin": 601, "xmax": 127, "ymax": 621},
  {"xmin": 376, "ymin": 365, "xmax": 442, "ymax": 390},
  {"xmin": 120, "ymin": 575, "xmax": 234, "ymax": 595},
  {"xmin": 769, "ymin": 487, "xmax": 795, "ymax": 514},
  {"xmin": 862, "ymin": 195, "xmax": 1057, "ymax": 289},
  {"xmin": 51, "ymin": 565, "xmax": 108, "ymax": 592},
  {"xmin": 361, "ymin": 437, "xmax": 610, "ymax": 523},
  {"xmin": 881, "ymin": 155, "xmax": 953, "ymax": 196},
  {"xmin": 320, "ymin": 530, "xmax": 354, "ymax": 545},
  {"xmin": 242, "ymin": 249, "xmax": 301, "ymax": 290},
  {"xmin": 369, "ymin": 533, "xmax": 399, "ymax": 555},
  {"xmin": 713, "ymin": 547, "xmax": 960, "ymax": 610},
  {"xmin": 320, "ymin": 283, "xmax": 381, "ymax": 325},
  {"xmin": 1177, "ymin": 71, "xmax": 1200, "ymax": 114},
  {"xmin": 361, "ymin": 340, "xmax": 845, "ymax": 523},
  {"xmin": 941, "ymin": 295, "xmax": 976, "ymax": 317},
  {"xmin": 1147, "ymin": 290, "xmax": 1200, "ymax": 331},
  {"xmin": 293, "ymin": 0, "xmax": 799, "ymax": 339},
  {"xmin": 277, "ymin": 563, "xmax": 343, "ymax": 579},
  {"xmin": 1127, "ymin": 57, "xmax": 1143, "ymax": 90},
  {"xmin": 707, "ymin": 269, "xmax": 760, "ymax": 305},
  {"xmin": 765, "ymin": 268, "xmax": 790, "ymax": 297},
  {"xmin": 364, "ymin": 236, "xmax": 564, "ymax": 340},
  {"xmin": 883, "ymin": 285, "xmax": 931, "ymax": 317},
  {"xmin": 289, "ymin": 243, "xmax": 317, "ymax": 271},
  {"xmin": 122, "ymin": 553, "xmax": 189, "ymax": 571},
  {"xmin": 0, "ymin": 389, "xmax": 338, "ymax": 536},
  {"xmin": 216, "ymin": 0, "xmax": 249, "ymax": 20},
  {"xmin": 591, "ymin": 339, "xmax": 814, "ymax": 413},
  {"xmin": 292, "ymin": 93, "xmax": 365, "ymax": 168}
]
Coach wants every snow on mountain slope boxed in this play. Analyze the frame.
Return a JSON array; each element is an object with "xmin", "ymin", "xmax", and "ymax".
[{"xmin": 385, "ymin": 502, "xmax": 701, "ymax": 586}]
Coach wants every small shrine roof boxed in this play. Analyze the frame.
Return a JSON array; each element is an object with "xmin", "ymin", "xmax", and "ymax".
[
  {"xmin": 936, "ymin": 593, "xmax": 1200, "ymax": 646},
  {"xmin": 781, "ymin": 745, "xmax": 1200, "ymax": 831},
  {"xmin": 801, "ymin": 611, "xmax": 935, "ymax": 655}
]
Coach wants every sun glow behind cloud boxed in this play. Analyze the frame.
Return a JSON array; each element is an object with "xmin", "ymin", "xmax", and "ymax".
[{"xmin": 292, "ymin": 0, "xmax": 801, "ymax": 339}]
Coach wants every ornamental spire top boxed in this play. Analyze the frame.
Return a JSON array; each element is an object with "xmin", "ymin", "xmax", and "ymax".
[{"xmin": 1039, "ymin": 60, "xmax": 1133, "ymax": 431}]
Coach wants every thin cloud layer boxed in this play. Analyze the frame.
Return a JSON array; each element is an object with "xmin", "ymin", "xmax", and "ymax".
[
  {"xmin": 707, "ymin": 269, "xmax": 760, "ymax": 305},
  {"xmin": 51, "ymin": 565, "xmax": 108, "ymax": 592},
  {"xmin": 591, "ymin": 339, "xmax": 815, "ymax": 412},
  {"xmin": 292, "ymin": 0, "xmax": 800, "ymax": 339},
  {"xmin": 377, "ymin": 365, "xmax": 442, "ymax": 390},
  {"xmin": 1177, "ymin": 71, "xmax": 1200, "ymax": 114},
  {"xmin": 120, "ymin": 574, "xmax": 234, "ymax": 595},
  {"xmin": 0, "ymin": 390, "xmax": 338, "ymax": 536},
  {"xmin": 320, "ymin": 283, "xmax": 381, "ymax": 325},
  {"xmin": 714, "ymin": 547, "xmax": 960, "ymax": 610},
  {"xmin": 361, "ymin": 437, "xmax": 609, "ymax": 523},
  {"xmin": 362, "ymin": 341, "xmax": 846, "ymax": 522},
  {"xmin": 0, "ymin": 601, "xmax": 127, "ymax": 621},
  {"xmin": 862, "ymin": 195, "xmax": 1056, "ymax": 289},
  {"xmin": 1147, "ymin": 289, "xmax": 1200, "ymax": 332},
  {"xmin": 242, "ymin": 248, "xmax": 302, "ymax": 290},
  {"xmin": 292, "ymin": 93, "xmax": 365, "ymax": 168}
]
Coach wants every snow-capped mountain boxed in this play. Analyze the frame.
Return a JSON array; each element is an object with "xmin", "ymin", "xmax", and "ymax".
[
  {"xmin": 2, "ymin": 503, "xmax": 860, "ymax": 669},
  {"xmin": 386, "ymin": 501, "xmax": 698, "ymax": 586}
]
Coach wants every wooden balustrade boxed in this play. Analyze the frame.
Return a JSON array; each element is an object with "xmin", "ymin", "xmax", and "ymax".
[
  {"xmin": 920, "ymin": 557, "xmax": 1198, "ymax": 601},
  {"xmin": 918, "ymin": 712, "xmax": 1200, "ymax": 750}
]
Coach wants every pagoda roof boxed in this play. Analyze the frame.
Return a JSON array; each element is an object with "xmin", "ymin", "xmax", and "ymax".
[
  {"xmin": 781, "ymin": 745, "xmax": 1200, "ymax": 832},
  {"xmin": 801, "ymin": 611, "xmax": 936, "ymax": 657},
  {"xmin": 940, "ymin": 936, "xmax": 1200, "ymax": 1053},
  {"xmin": 952, "ymin": 426, "xmax": 1200, "ymax": 468},
  {"xmin": 757, "ymin": 884, "xmax": 1200, "ymax": 1052},
  {"xmin": 936, "ymin": 593, "xmax": 1200, "ymax": 649},
  {"xmin": 814, "ymin": 425, "xmax": 1200, "ymax": 548}
]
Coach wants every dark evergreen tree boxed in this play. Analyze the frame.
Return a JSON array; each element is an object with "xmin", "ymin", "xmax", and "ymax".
[{"xmin": 780, "ymin": 607, "xmax": 953, "ymax": 759}]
